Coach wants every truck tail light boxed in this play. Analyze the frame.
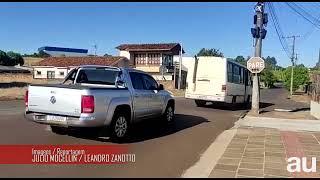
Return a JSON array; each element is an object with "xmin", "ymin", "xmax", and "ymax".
[
  {"xmin": 25, "ymin": 90, "xmax": 29, "ymax": 107},
  {"xmin": 221, "ymin": 85, "xmax": 227, "ymax": 92},
  {"xmin": 81, "ymin": 95, "xmax": 95, "ymax": 113}
]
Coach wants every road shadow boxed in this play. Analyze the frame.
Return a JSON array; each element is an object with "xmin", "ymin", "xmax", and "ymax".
[
  {"xmin": 291, "ymin": 107, "xmax": 310, "ymax": 112},
  {"xmin": 0, "ymin": 82, "xmax": 29, "ymax": 88},
  {"xmin": 65, "ymin": 114, "xmax": 209, "ymax": 144},
  {"xmin": 199, "ymin": 102, "xmax": 274, "ymax": 111}
]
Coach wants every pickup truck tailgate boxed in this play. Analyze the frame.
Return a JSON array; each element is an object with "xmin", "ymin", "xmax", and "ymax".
[{"xmin": 28, "ymin": 85, "xmax": 83, "ymax": 117}]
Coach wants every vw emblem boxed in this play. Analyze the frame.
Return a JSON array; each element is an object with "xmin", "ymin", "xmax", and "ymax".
[{"xmin": 50, "ymin": 96, "xmax": 56, "ymax": 104}]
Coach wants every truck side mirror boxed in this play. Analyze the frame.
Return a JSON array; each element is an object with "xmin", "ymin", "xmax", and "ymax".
[{"xmin": 116, "ymin": 80, "xmax": 125, "ymax": 87}]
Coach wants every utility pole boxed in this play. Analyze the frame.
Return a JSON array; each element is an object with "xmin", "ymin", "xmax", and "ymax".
[
  {"xmin": 173, "ymin": 61, "xmax": 176, "ymax": 88},
  {"xmin": 178, "ymin": 44, "xmax": 183, "ymax": 90},
  {"xmin": 250, "ymin": 2, "xmax": 267, "ymax": 115},
  {"xmin": 93, "ymin": 44, "xmax": 98, "ymax": 56},
  {"xmin": 317, "ymin": 48, "xmax": 320, "ymax": 68},
  {"xmin": 283, "ymin": 35, "xmax": 300, "ymax": 96}
]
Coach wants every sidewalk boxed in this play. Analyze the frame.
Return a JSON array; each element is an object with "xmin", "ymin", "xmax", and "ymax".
[{"xmin": 209, "ymin": 127, "xmax": 320, "ymax": 178}]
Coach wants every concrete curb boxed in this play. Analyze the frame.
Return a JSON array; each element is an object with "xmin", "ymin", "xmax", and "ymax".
[
  {"xmin": 181, "ymin": 128, "xmax": 237, "ymax": 178},
  {"xmin": 236, "ymin": 115, "xmax": 320, "ymax": 132}
]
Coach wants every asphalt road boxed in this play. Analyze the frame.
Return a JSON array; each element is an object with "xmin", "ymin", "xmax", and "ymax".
[{"xmin": 0, "ymin": 98, "xmax": 248, "ymax": 178}]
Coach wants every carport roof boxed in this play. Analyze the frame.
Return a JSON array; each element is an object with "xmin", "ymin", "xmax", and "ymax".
[
  {"xmin": 35, "ymin": 56, "xmax": 128, "ymax": 67},
  {"xmin": 116, "ymin": 43, "xmax": 185, "ymax": 54}
]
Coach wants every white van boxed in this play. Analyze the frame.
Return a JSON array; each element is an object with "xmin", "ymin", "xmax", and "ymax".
[{"xmin": 185, "ymin": 56, "xmax": 252, "ymax": 107}]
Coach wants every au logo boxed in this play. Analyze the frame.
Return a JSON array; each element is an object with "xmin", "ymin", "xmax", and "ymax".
[{"xmin": 287, "ymin": 157, "xmax": 317, "ymax": 173}]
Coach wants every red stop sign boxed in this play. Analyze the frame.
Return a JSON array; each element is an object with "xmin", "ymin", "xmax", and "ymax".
[{"xmin": 247, "ymin": 57, "xmax": 265, "ymax": 73}]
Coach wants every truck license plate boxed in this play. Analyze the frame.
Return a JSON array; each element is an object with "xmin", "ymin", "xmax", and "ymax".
[{"xmin": 47, "ymin": 115, "xmax": 66, "ymax": 122}]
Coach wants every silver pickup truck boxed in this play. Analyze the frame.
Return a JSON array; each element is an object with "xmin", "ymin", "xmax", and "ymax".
[{"xmin": 25, "ymin": 65, "xmax": 175, "ymax": 142}]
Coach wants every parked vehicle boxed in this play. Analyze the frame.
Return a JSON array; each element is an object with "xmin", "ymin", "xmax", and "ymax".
[
  {"xmin": 25, "ymin": 65, "xmax": 175, "ymax": 142},
  {"xmin": 185, "ymin": 56, "xmax": 252, "ymax": 107}
]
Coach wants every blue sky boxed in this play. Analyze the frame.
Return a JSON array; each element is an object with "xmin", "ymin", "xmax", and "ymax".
[{"xmin": 0, "ymin": 2, "xmax": 319, "ymax": 67}]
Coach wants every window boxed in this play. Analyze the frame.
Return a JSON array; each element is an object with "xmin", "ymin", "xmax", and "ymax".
[
  {"xmin": 233, "ymin": 65, "xmax": 240, "ymax": 84},
  {"xmin": 76, "ymin": 69, "xmax": 119, "ymax": 85},
  {"xmin": 60, "ymin": 71, "xmax": 64, "ymax": 76},
  {"xmin": 240, "ymin": 68, "xmax": 244, "ymax": 84},
  {"xmin": 129, "ymin": 72, "xmax": 145, "ymax": 90},
  {"xmin": 37, "ymin": 71, "xmax": 41, "ymax": 75},
  {"xmin": 227, "ymin": 62, "xmax": 233, "ymax": 83},
  {"xmin": 148, "ymin": 53, "xmax": 160, "ymax": 65},
  {"xmin": 163, "ymin": 55, "xmax": 173, "ymax": 68},
  {"xmin": 47, "ymin": 71, "xmax": 55, "ymax": 79},
  {"xmin": 134, "ymin": 54, "xmax": 146, "ymax": 65},
  {"xmin": 142, "ymin": 74, "xmax": 158, "ymax": 90},
  {"xmin": 62, "ymin": 68, "xmax": 78, "ymax": 84},
  {"xmin": 227, "ymin": 62, "xmax": 246, "ymax": 84}
]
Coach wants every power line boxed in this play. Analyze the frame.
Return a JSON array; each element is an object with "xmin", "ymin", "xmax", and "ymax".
[
  {"xmin": 300, "ymin": 3, "xmax": 320, "ymax": 43},
  {"xmin": 292, "ymin": 2, "xmax": 320, "ymax": 24},
  {"xmin": 266, "ymin": 2, "xmax": 291, "ymax": 59},
  {"xmin": 285, "ymin": 2, "xmax": 320, "ymax": 29},
  {"xmin": 312, "ymin": 2, "xmax": 320, "ymax": 9}
]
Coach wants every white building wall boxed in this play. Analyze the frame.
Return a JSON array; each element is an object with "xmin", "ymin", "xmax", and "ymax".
[
  {"xmin": 119, "ymin": 50, "xmax": 131, "ymax": 59},
  {"xmin": 311, "ymin": 101, "xmax": 320, "ymax": 120},
  {"xmin": 33, "ymin": 67, "xmax": 68, "ymax": 79},
  {"xmin": 173, "ymin": 56, "xmax": 195, "ymax": 72}
]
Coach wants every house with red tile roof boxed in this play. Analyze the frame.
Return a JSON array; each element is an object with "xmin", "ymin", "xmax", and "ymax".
[
  {"xmin": 116, "ymin": 43, "xmax": 185, "ymax": 81},
  {"xmin": 33, "ymin": 56, "xmax": 129, "ymax": 79}
]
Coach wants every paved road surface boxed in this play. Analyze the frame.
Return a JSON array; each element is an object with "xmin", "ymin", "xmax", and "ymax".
[
  {"xmin": 0, "ymin": 98, "xmax": 246, "ymax": 177},
  {"xmin": 260, "ymin": 84, "xmax": 309, "ymax": 112}
]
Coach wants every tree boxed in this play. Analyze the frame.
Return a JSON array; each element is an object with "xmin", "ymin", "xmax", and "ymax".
[
  {"xmin": 0, "ymin": 50, "xmax": 9, "ymax": 65},
  {"xmin": 38, "ymin": 50, "xmax": 50, "ymax": 58},
  {"xmin": 261, "ymin": 69, "xmax": 277, "ymax": 88},
  {"xmin": 262, "ymin": 56, "xmax": 277, "ymax": 70},
  {"xmin": 197, "ymin": 48, "xmax": 224, "ymax": 57},
  {"xmin": 6, "ymin": 51, "xmax": 24, "ymax": 66},
  {"xmin": 283, "ymin": 64, "xmax": 310, "ymax": 92},
  {"xmin": 234, "ymin": 56, "xmax": 246, "ymax": 66},
  {"xmin": 103, "ymin": 53, "xmax": 112, "ymax": 57},
  {"xmin": 273, "ymin": 69, "xmax": 285, "ymax": 82}
]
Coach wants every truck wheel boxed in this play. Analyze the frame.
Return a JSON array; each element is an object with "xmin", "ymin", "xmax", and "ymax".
[
  {"xmin": 162, "ymin": 103, "xmax": 175, "ymax": 124},
  {"xmin": 50, "ymin": 126, "xmax": 67, "ymax": 135},
  {"xmin": 195, "ymin": 100, "xmax": 206, "ymax": 107},
  {"xmin": 110, "ymin": 111, "xmax": 130, "ymax": 143}
]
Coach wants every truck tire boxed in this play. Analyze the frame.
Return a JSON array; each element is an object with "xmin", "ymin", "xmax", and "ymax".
[
  {"xmin": 110, "ymin": 110, "xmax": 130, "ymax": 143},
  {"xmin": 195, "ymin": 100, "xmax": 206, "ymax": 107},
  {"xmin": 162, "ymin": 103, "xmax": 175, "ymax": 125},
  {"xmin": 50, "ymin": 126, "xmax": 67, "ymax": 135}
]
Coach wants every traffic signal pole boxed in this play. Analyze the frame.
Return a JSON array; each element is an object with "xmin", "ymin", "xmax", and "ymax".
[{"xmin": 251, "ymin": 2, "xmax": 265, "ymax": 115}]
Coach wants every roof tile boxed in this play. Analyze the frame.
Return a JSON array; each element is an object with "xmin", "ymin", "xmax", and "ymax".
[
  {"xmin": 36, "ymin": 56, "xmax": 127, "ymax": 67},
  {"xmin": 116, "ymin": 43, "xmax": 181, "ymax": 51}
]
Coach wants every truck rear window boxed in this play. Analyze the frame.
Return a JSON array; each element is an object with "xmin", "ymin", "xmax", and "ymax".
[{"xmin": 76, "ymin": 69, "xmax": 120, "ymax": 85}]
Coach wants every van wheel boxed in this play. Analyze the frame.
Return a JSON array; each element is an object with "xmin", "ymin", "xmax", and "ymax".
[
  {"xmin": 195, "ymin": 100, "xmax": 206, "ymax": 107},
  {"xmin": 232, "ymin": 96, "xmax": 236, "ymax": 104},
  {"xmin": 162, "ymin": 103, "xmax": 175, "ymax": 125},
  {"xmin": 50, "ymin": 126, "xmax": 67, "ymax": 135},
  {"xmin": 110, "ymin": 111, "xmax": 130, "ymax": 143},
  {"xmin": 246, "ymin": 95, "xmax": 251, "ymax": 104}
]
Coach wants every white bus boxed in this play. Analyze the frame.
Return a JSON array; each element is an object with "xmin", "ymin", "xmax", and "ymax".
[{"xmin": 185, "ymin": 56, "xmax": 252, "ymax": 107}]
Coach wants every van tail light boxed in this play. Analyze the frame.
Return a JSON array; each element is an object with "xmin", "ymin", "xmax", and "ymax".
[
  {"xmin": 221, "ymin": 85, "xmax": 227, "ymax": 92},
  {"xmin": 25, "ymin": 90, "xmax": 29, "ymax": 107},
  {"xmin": 81, "ymin": 95, "xmax": 95, "ymax": 113}
]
